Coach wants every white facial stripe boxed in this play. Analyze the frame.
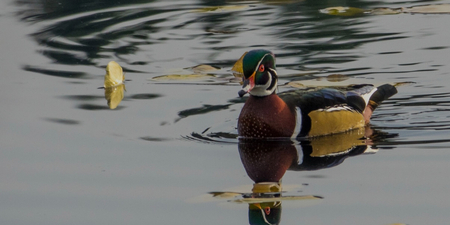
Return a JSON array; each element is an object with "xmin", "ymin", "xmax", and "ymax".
[
  {"xmin": 249, "ymin": 63, "xmax": 278, "ymax": 97},
  {"xmin": 361, "ymin": 87, "xmax": 377, "ymax": 106},
  {"xmin": 291, "ymin": 107, "xmax": 302, "ymax": 139},
  {"xmin": 352, "ymin": 86, "xmax": 377, "ymax": 106},
  {"xmin": 253, "ymin": 53, "xmax": 273, "ymax": 73},
  {"xmin": 266, "ymin": 68, "xmax": 278, "ymax": 93}
]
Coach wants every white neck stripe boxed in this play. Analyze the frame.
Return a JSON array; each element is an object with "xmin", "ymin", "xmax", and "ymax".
[{"xmin": 291, "ymin": 107, "xmax": 302, "ymax": 139}]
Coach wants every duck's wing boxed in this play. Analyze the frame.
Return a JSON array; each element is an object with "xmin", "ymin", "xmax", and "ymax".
[
  {"xmin": 279, "ymin": 85, "xmax": 373, "ymax": 113},
  {"xmin": 279, "ymin": 84, "xmax": 395, "ymax": 137},
  {"xmin": 280, "ymin": 84, "xmax": 397, "ymax": 113}
]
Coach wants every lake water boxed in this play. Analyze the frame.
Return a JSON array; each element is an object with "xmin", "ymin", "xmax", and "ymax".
[{"xmin": 2, "ymin": 0, "xmax": 450, "ymax": 224}]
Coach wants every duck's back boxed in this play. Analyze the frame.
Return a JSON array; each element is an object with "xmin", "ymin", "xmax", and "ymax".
[
  {"xmin": 238, "ymin": 84, "xmax": 397, "ymax": 138},
  {"xmin": 280, "ymin": 87, "xmax": 369, "ymax": 137}
]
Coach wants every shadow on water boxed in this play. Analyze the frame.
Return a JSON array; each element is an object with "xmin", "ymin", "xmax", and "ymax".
[{"xmin": 202, "ymin": 126, "xmax": 396, "ymax": 224}]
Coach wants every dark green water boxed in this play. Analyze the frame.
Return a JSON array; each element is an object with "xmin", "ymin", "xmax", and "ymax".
[{"xmin": 2, "ymin": 0, "xmax": 450, "ymax": 224}]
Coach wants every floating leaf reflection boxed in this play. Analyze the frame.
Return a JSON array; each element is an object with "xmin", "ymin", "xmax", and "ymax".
[{"xmin": 104, "ymin": 84, "xmax": 125, "ymax": 109}]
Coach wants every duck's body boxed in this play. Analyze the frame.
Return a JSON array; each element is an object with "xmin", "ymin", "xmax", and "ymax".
[
  {"xmin": 239, "ymin": 93, "xmax": 296, "ymax": 138},
  {"xmin": 237, "ymin": 49, "xmax": 397, "ymax": 139}
]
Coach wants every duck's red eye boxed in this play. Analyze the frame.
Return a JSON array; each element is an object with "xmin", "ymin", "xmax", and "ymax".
[{"xmin": 258, "ymin": 64, "xmax": 265, "ymax": 72}]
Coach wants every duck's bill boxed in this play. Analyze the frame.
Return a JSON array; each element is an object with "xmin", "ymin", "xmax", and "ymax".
[{"xmin": 238, "ymin": 74, "xmax": 255, "ymax": 97}]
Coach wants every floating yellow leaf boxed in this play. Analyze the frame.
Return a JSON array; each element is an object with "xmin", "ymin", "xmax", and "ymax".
[
  {"xmin": 286, "ymin": 81, "xmax": 306, "ymax": 88},
  {"xmin": 233, "ymin": 195, "xmax": 321, "ymax": 204},
  {"xmin": 151, "ymin": 74, "xmax": 214, "ymax": 81},
  {"xmin": 192, "ymin": 5, "xmax": 248, "ymax": 13},
  {"xmin": 104, "ymin": 84, "xmax": 125, "ymax": 109},
  {"xmin": 326, "ymin": 74, "xmax": 349, "ymax": 82},
  {"xmin": 252, "ymin": 183, "xmax": 281, "ymax": 193},
  {"xmin": 394, "ymin": 81, "xmax": 415, "ymax": 87},
  {"xmin": 231, "ymin": 51, "xmax": 248, "ymax": 78},
  {"xmin": 190, "ymin": 64, "xmax": 220, "ymax": 74},
  {"xmin": 151, "ymin": 64, "xmax": 221, "ymax": 81},
  {"xmin": 401, "ymin": 4, "xmax": 450, "ymax": 14},
  {"xmin": 319, "ymin": 7, "xmax": 366, "ymax": 16},
  {"xmin": 209, "ymin": 192, "xmax": 242, "ymax": 199},
  {"xmin": 321, "ymin": 4, "xmax": 450, "ymax": 16},
  {"xmin": 104, "ymin": 61, "xmax": 125, "ymax": 88},
  {"xmin": 369, "ymin": 7, "xmax": 401, "ymax": 15}
]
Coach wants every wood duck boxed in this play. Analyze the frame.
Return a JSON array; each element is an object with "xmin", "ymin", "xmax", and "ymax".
[{"xmin": 237, "ymin": 49, "xmax": 397, "ymax": 139}]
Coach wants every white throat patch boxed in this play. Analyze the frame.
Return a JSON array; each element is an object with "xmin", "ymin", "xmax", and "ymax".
[{"xmin": 249, "ymin": 68, "xmax": 278, "ymax": 97}]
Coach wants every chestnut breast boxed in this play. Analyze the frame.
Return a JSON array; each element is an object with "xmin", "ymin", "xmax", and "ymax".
[{"xmin": 238, "ymin": 94, "xmax": 296, "ymax": 138}]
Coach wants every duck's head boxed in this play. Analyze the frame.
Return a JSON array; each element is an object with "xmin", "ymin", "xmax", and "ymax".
[{"xmin": 238, "ymin": 49, "xmax": 278, "ymax": 97}]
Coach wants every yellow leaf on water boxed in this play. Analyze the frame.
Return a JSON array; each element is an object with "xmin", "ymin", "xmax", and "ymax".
[
  {"xmin": 104, "ymin": 61, "xmax": 125, "ymax": 88},
  {"xmin": 286, "ymin": 81, "xmax": 306, "ymax": 88},
  {"xmin": 321, "ymin": 4, "xmax": 450, "ymax": 16},
  {"xmin": 326, "ymin": 74, "xmax": 349, "ymax": 82},
  {"xmin": 151, "ymin": 74, "xmax": 214, "ymax": 81},
  {"xmin": 401, "ymin": 4, "xmax": 450, "ymax": 14},
  {"xmin": 190, "ymin": 64, "xmax": 220, "ymax": 74},
  {"xmin": 233, "ymin": 195, "xmax": 321, "ymax": 204},
  {"xmin": 394, "ymin": 81, "xmax": 416, "ymax": 87},
  {"xmin": 104, "ymin": 84, "xmax": 125, "ymax": 109},
  {"xmin": 319, "ymin": 7, "xmax": 367, "ymax": 16},
  {"xmin": 369, "ymin": 7, "xmax": 401, "ymax": 15},
  {"xmin": 231, "ymin": 51, "xmax": 248, "ymax": 78}
]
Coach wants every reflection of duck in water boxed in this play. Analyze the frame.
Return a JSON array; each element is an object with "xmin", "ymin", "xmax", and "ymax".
[
  {"xmin": 237, "ymin": 49, "xmax": 397, "ymax": 138},
  {"xmin": 237, "ymin": 127, "xmax": 395, "ymax": 225},
  {"xmin": 239, "ymin": 127, "xmax": 379, "ymax": 175},
  {"xmin": 206, "ymin": 127, "xmax": 395, "ymax": 224}
]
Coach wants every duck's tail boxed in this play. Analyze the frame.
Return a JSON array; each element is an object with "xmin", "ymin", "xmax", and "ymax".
[{"xmin": 368, "ymin": 84, "xmax": 398, "ymax": 111}]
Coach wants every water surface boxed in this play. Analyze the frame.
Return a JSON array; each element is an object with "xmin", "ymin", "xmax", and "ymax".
[{"xmin": 2, "ymin": 0, "xmax": 450, "ymax": 224}]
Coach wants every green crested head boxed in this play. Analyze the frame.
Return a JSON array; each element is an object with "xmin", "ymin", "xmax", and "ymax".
[
  {"xmin": 242, "ymin": 49, "xmax": 276, "ymax": 79},
  {"xmin": 239, "ymin": 49, "xmax": 278, "ymax": 97}
]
